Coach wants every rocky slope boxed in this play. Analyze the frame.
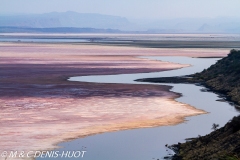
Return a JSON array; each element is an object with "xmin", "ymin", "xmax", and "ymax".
[
  {"xmin": 137, "ymin": 49, "xmax": 240, "ymax": 159},
  {"xmin": 173, "ymin": 49, "xmax": 240, "ymax": 160},
  {"xmin": 170, "ymin": 115, "xmax": 240, "ymax": 160},
  {"xmin": 193, "ymin": 49, "xmax": 240, "ymax": 105}
]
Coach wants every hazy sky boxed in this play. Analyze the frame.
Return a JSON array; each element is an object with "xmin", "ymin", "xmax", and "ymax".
[{"xmin": 1, "ymin": 0, "xmax": 240, "ymax": 19}]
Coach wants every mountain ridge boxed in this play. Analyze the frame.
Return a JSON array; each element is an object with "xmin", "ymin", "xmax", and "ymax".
[
  {"xmin": 1, "ymin": 12, "xmax": 240, "ymax": 33},
  {"xmin": 0, "ymin": 11, "xmax": 130, "ymax": 29}
]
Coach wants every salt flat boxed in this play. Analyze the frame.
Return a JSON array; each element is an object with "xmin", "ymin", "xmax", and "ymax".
[{"xmin": 0, "ymin": 41, "xmax": 229, "ymax": 159}]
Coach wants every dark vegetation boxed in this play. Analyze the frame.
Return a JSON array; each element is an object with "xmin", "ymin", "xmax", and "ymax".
[
  {"xmin": 170, "ymin": 116, "xmax": 240, "ymax": 160},
  {"xmin": 137, "ymin": 49, "xmax": 240, "ymax": 159},
  {"xmin": 193, "ymin": 49, "xmax": 240, "ymax": 105}
]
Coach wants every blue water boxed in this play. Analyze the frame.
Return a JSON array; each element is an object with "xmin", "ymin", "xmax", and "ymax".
[{"xmin": 39, "ymin": 56, "xmax": 239, "ymax": 160}]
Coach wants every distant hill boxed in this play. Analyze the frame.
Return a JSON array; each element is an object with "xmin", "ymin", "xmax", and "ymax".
[
  {"xmin": 134, "ymin": 17, "xmax": 240, "ymax": 33},
  {"xmin": 1, "ymin": 12, "xmax": 240, "ymax": 33},
  {"xmin": 0, "ymin": 11, "xmax": 130, "ymax": 30}
]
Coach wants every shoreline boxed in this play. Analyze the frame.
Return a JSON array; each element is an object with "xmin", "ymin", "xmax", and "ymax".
[
  {"xmin": 0, "ymin": 42, "xmax": 231, "ymax": 159},
  {"xmin": 136, "ymin": 76, "xmax": 240, "ymax": 110},
  {"xmin": 136, "ymin": 50, "xmax": 240, "ymax": 159}
]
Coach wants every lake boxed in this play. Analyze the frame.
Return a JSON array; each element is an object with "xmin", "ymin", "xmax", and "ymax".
[{"xmin": 39, "ymin": 56, "xmax": 240, "ymax": 160}]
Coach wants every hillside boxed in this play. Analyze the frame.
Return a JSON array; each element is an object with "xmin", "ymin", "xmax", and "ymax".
[
  {"xmin": 168, "ymin": 50, "xmax": 240, "ymax": 159},
  {"xmin": 193, "ymin": 49, "xmax": 240, "ymax": 105},
  {"xmin": 137, "ymin": 50, "xmax": 240, "ymax": 159},
  {"xmin": 172, "ymin": 50, "xmax": 240, "ymax": 159},
  {"xmin": 171, "ymin": 115, "xmax": 240, "ymax": 160}
]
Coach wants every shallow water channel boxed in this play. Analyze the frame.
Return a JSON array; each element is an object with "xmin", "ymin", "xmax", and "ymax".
[{"xmin": 42, "ymin": 56, "xmax": 239, "ymax": 160}]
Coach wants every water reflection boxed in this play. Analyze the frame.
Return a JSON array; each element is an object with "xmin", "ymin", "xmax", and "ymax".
[{"xmin": 44, "ymin": 56, "xmax": 239, "ymax": 160}]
